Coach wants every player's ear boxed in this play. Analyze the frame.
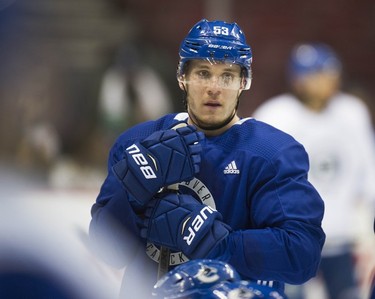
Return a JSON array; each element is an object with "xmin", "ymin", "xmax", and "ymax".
[
  {"xmin": 178, "ymin": 75, "xmax": 186, "ymax": 90},
  {"xmin": 179, "ymin": 81, "xmax": 185, "ymax": 90}
]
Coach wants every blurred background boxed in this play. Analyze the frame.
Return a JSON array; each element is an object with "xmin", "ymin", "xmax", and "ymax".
[
  {"xmin": 0, "ymin": 0, "xmax": 374, "ymax": 176},
  {"xmin": 0, "ymin": 0, "xmax": 374, "ymax": 298}
]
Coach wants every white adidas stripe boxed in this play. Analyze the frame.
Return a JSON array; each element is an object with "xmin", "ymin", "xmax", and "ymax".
[{"xmin": 224, "ymin": 161, "xmax": 240, "ymax": 174}]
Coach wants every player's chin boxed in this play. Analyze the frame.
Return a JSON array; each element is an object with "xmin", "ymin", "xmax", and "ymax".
[{"xmin": 195, "ymin": 116, "xmax": 229, "ymax": 130}]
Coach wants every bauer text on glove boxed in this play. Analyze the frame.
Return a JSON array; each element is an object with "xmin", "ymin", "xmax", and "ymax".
[{"xmin": 141, "ymin": 193, "xmax": 231, "ymax": 259}]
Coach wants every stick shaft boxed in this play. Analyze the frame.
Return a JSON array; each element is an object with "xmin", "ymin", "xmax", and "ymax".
[
  {"xmin": 156, "ymin": 123, "xmax": 187, "ymax": 280},
  {"xmin": 157, "ymin": 246, "xmax": 170, "ymax": 280}
]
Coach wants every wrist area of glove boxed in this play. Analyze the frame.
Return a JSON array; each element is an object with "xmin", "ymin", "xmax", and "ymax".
[
  {"xmin": 177, "ymin": 207, "xmax": 232, "ymax": 260},
  {"xmin": 205, "ymin": 230, "xmax": 236, "ymax": 262}
]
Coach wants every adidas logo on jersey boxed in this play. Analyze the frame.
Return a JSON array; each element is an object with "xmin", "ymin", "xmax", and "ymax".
[{"xmin": 224, "ymin": 161, "xmax": 240, "ymax": 174}]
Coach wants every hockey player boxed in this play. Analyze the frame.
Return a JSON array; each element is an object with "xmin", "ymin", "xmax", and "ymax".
[
  {"xmin": 89, "ymin": 19, "xmax": 325, "ymax": 298},
  {"xmin": 253, "ymin": 43, "xmax": 375, "ymax": 298}
]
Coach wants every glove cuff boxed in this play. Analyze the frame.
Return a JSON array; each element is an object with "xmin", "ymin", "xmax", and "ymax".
[{"xmin": 181, "ymin": 219, "xmax": 231, "ymax": 259}]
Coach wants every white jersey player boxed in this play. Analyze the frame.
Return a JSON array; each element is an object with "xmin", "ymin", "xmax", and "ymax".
[{"xmin": 253, "ymin": 43, "xmax": 375, "ymax": 299}]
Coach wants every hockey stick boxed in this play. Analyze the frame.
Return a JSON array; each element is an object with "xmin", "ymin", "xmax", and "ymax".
[{"xmin": 157, "ymin": 122, "xmax": 187, "ymax": 280}]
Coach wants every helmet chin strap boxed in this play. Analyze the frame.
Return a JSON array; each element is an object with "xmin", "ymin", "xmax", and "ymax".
[{"xmin": 181, "ymin": 83, "xmax": 241, "ymax": 131}]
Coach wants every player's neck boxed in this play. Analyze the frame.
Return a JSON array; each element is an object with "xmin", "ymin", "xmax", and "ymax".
[
  {"xmin": 188, "ymin": 115, "xmax": 240, "ymax": 137},
  {"xmin": 298, "ymin": 95, "xmax": 330, "ymax": 112}
]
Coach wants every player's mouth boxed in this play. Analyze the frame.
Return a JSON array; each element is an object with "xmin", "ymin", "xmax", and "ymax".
[{"xmin": 204, "ymin": 101, "xmax": 222, "ymax": 108}]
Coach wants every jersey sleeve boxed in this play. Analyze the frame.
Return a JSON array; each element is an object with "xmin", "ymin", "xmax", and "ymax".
[
  {"xmin": 89, "ymin": 140, "xmax": 145, "ymax": 269},
  {"xmin": 88, "ymin": 114, "xmax": 181, "ymax": 268},
  {"xmin": 218, "ymin": 141, "xmax": 325, "ymax": 284}
]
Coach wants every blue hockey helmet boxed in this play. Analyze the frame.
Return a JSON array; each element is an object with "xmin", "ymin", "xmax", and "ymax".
[
  {"xmin": 178, "ymin": 19, "xmax": 253, "ymax": 90},
  {"xmin": 206, "ymin": 280, "xmax": 288, "ymax": 299},
  {"xmin": 288, "ymin": 43, "xmax": 342, "ymax": 80},
  {"xmin": 152, "ymin": 259, "xmax": 241, "ymax": 299}
]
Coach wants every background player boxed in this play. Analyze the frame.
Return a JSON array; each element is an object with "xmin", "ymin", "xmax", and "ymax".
[
  {"xmin": 89, "ymin": 19, "xmax": 325, "ymax": 298},
  {"xmin": 253, "ymin": 43, "xmax": 375, "ymax": 299}
]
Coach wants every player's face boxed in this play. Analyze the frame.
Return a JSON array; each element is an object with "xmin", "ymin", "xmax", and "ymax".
[{"xmin": 182, "ymin": 60, "xmax": 242, "ymax": 135}]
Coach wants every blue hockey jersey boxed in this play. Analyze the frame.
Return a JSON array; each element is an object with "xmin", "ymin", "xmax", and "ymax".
[{"xmin": 89, "ymin": 112, "xmax": 325, "ymax": 297}]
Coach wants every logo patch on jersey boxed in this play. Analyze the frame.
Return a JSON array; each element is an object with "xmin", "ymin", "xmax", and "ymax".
[{"xmin": 224, "ymin": 161, "xmax": 240, "ymax": 174}]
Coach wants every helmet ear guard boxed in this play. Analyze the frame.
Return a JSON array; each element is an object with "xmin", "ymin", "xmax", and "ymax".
[
  {"xmin": 240, "ymin": 68, "xmax": 252, "ymax": 90},
  {"xmin": 177, "ymin": 19, "xmax": 253, "ymax": 91}
]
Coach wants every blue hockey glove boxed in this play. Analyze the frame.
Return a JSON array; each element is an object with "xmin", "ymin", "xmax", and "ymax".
[
  {"xmin": 112, "ymin": 124, "xmax": 203, "ymax": 206},
  {"xmin": 141, "ymin": 192, "xmax": 231, "ymax": 259}
]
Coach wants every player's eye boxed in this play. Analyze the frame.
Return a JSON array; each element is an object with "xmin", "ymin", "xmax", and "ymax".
[
  {"xmin": 222, "ymin": 72, "xmax": 234, "ymax": 80},
  {"xmin": 220, "ymin": 73, "xmax": 234, "ymax": 85},
  {"xmin": 197, "ymin": 70, "xmax": 210, "ymax": 79},
  {"xmin": 188, "ymin": 69, "xmax": 241, "ymax": 90}
]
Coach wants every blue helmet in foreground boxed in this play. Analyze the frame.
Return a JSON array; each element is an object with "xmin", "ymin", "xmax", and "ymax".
[
  {"xmin": 178, "ymin": 19, "xmax": 253, "ymax": 90},
  {"xmin": 206, "ymin": 280, "xmax": 288, "ymax": 299},
  {"xmin": 288, "ymin": 43, "xmax": 342, "ymax": 79},
  {"xmin": 152, "ymin": 259, "xmax": 241, "ymax": 299}
]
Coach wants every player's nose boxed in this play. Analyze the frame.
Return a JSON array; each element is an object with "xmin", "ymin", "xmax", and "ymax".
[
  {"xmin": 206, "ymin": 79, "xmax": 222, "ymax": 95},
  {"xmin": 207, "ymin": 89, "xmax": 221, "ymax": 98}
]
